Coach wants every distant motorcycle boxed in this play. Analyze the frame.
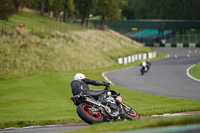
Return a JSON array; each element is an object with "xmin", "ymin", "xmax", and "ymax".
[
  {"xmin": 140, "ymin": 65, "xmax": 148, "ymax": 75},
  {"xmin": 70, "ymin": 86, "xmax": 140, "ymax": 124},
  {"xmin": 140, "ymin": 61, "xmax": 151, "ymax": 75}
]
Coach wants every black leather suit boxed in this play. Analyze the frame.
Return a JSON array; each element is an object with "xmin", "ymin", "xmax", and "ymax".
[{"xmin": 70, "ymin": 78, "xmax": 109, "ymax": 103}]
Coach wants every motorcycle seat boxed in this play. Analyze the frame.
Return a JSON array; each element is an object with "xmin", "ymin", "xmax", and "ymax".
[{"xmin": 86, "ymin": 90, "xmax": 105, "ymax": 98}]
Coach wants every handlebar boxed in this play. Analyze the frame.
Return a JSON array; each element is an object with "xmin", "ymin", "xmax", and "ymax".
[{"xmin": 104, "ymin": 83, "xmax": 110, "ymax": 90}]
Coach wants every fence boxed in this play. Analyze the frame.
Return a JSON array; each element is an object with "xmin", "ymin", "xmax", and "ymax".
[
  {"xmin": 128, "ymin": 34, "xmax": 200, "ymax": 44},
  {"xmin": 131, "ymin": 34, "xmax": 200, "ymax": 48},
  {"xmin": 166, "ymin": 34, "xmax": 200, "ymax": 44},
  {"xmin": 117, "ymin": 51, "xmax": 157, "ymax": 65}
]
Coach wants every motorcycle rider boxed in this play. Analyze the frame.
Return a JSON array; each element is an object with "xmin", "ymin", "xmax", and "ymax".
[
  {"xmin": 140, "ymin": 60, "xmax": 148, "ymax": 71},
  {"xmin": 146, "ymin": 59, "xmax": 151, "ymax": 71},
  {"xmin": 70, "ymin": 73, "xmax": 110, "ymax": 103}
]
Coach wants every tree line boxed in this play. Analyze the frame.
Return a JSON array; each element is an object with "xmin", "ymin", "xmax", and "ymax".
[
  {"xmin": 122, "ymin": 0, "xmax": 200, "ymax": 20},
  {"xmin": 0, "ymin": 0, "xmax": 199, "ymax": 27},
  {"xmin": 0, "ymin": 0, "xmax": 126, "ymax": 27}
]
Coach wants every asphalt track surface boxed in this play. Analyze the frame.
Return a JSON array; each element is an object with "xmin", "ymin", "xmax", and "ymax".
[
  {"xmin": 105, "ymin": 48, "xmax": 200, "ymax": 100},
  {"xmin": 0, "ymin": 123, "xmax": 88, "ymax": 133}
]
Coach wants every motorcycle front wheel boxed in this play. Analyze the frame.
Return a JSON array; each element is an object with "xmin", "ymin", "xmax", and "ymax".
[
  {"xmin": 123, "ymin": 106, "xmax": 140, "ymax": 120},
  {"xmin": 77, "ymin": 103, "xmax": 103, "ymax": 124},
  {"xmin": 141, "ymin": 71, "xmax": 144, "ymax": 75}
]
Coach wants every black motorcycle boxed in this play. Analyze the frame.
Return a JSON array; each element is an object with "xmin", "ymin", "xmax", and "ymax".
[
  {"xmin": 140, "ymin": 65, "xmax": 148, "ymax": 75},
  {"xmin": 70, "ymin": 86, "xmax": 140, "ymax": 124},
  {"xmin": 140, "ymin": 61, "xmax": 151, "ymax": 75}
]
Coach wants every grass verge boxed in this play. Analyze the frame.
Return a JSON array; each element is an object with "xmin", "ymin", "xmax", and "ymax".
[
  {"xmin": 0, "ymin": 54, "xmax": 200, "ymax": 129},
  {"xmin": 189, "ymin": 62, "xmax": 200, "ymax": 79},
  {"xmin": 68, "ymin": 115, "xmax": 200, "ymax": 133},
  {"xmin": 0, "ymin": 11, "xmax": 152, "ymax": 78}
]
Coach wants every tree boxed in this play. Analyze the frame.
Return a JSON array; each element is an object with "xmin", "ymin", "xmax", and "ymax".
[
  {"xmin": 63, "ymin": 0, "xmax": 75, "ymax": 22},
  {"xmin": 122, "ymin": 0, "xmax": 135, "ymax": 19},
  {"xmin": 74, "ymin": 0, "xmax": 96, "ymax": 27},
  {"xmin": 122, "ymin": 0, "xmax": 200, "ymax": 20},
  {"xmin": 52, "ymin": 0, "xmax": 62, "ymax": 21},
  {"xmin": 97, "ymin": 0, "xmax": 123, "ymax": 25},
  {"xmin": 12, "ymin": 0, "xmax": 27, "ymax": 12},
  {"xmin": 0, "ymin": 0, "xmax": 15, "ymax": 20},
  {"xmin": 39, "ymin": 0, "xmax": 45, "ymax": 15}
]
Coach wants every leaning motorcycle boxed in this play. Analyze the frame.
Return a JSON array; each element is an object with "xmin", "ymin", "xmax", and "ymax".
[
  {"xmin": 70, "ymin": 86, "xmax": 140, "ymax": 124},
  {"xmin": 140, "ymin": 65, "xmax": 148, "ymax": 75}
]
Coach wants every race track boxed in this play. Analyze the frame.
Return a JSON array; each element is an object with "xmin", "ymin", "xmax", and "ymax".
[
  {"xmin": 105, "ymin": 48, "xmax": 200, "ymax": 100},
  {"xmin": 0, "ymin": 123, "xmax": 88, "ymax": 133}
]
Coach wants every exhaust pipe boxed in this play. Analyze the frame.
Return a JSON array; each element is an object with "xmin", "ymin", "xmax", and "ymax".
[{"xmin": 86, "ymin": 98, "xmax": 118, "ymax": 117}]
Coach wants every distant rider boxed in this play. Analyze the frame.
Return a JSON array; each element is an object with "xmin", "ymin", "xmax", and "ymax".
[
  {"xmin": 140, "ymin": 60, "xmax": 147, "ymax": 71},
  {"xmin": 140, "ymin": 60, "xmax": 151, "ymax": 71},
  {"xmin": 146, "ymin": 60, "xmax": 151, "ymax": 71},
  {"xmin": 70, "ymin": 73, "xmax": 110, "ymax": 103}
]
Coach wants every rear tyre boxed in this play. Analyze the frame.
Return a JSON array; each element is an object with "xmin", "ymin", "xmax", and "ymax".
[{"xmin": 77, "ymin": 103, "xmax": 103, "ymax": 124}]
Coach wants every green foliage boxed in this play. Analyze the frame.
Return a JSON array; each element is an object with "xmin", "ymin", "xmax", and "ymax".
[
  {"xmin": 63, "ymin": 0, "xmax": 75, "ymax": 14},
  {"xmin": 74, "ymin": 0, "xmax": 96, "ymax": 26},
  {"xmin": 97, "ymin": 0, "xmax": 124, "ymax": 25},
  {"xmin": 122, "ymin": 0, "xmax": 200, "ymax": 20},
  {"xmin": 0, "ymin": 0, "xmax": 15, "ymax": 20}
]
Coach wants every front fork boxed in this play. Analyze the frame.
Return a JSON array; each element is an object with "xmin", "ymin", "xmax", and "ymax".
[{"xmin": 118, "ymin": 104, "xmax": 127, "ymax": 120}]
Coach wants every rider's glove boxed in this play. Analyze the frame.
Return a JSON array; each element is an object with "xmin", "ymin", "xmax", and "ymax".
[
  {"xmin": 105, "ymin": 82, "xmax": 110, "ymax": 87},
  {"xmin": 104, "ymin": 82, "xmax": 110, "ymax": 90}
]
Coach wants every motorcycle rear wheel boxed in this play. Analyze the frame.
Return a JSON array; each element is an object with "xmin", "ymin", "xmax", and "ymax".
[{"xmin": 77, "ymin": 103, "xmax": 103, "ymax": 124}]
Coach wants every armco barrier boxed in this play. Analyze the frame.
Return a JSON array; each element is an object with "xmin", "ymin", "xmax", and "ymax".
[
  {"xmin": 144, "ymin": 43, "xmax": 200, "ymax": 48},
  {"xmin": 117, "ymin": 51, "xmax": 157, "ymax": 64}
]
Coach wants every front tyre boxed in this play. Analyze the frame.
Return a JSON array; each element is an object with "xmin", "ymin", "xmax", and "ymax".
[
  {"xmin": 123, "ymin": 107, "xmax": 140, "ymax": 120},
  {"xmin": 77, "ymin": 103, "xmax": 103, "ymax": 124},
  {"xmin": 141, "ymin": 71, "xmax": 144, "ymax": 75}
]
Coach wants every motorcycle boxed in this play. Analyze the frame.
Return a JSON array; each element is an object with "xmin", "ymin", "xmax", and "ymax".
[
  {"xmin": 140, "ymin": 65, "xmax": 148, "ymax": 75},
  {"xmin": 70, "ymin": 86, "xmax": 140, "ymax": 124},
  {"xmin": 140, "ymin": 61, "xmax": 151, "ymax": 75}
]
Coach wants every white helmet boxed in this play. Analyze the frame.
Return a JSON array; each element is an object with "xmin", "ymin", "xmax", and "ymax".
[
  {"xmin": 74, "ymin": 73, "xmax": 86, "ymax": 80},
  {"xmin": 142, "ymin": 61, "xmax": 146, "ymax": 66}
]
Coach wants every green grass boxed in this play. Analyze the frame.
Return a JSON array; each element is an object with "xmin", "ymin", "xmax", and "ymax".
[
  {"xmin": 0, "ymin": 12, "xmax": 85, "ymax": 35},
  {"xmin": 0, "ymin": 29, "xmax": 152, "ymax": 78},
  {"xmin": 189, "ymin": 62, "xmax": 200, "ymax": 79},
  {"xmin": 68, "ymin": 115, "xmax": 200, "ymax": 133},
  {"xmin": 1, "ymin": 56, "xmax": 200, "ymax": 129},
  {"xmin": 0, "ymin": 30, "xmax": 151, "ymax": 78},
  {"xmin": 0, "ymin": 12, "xmax": 153, "ymax": 78}
]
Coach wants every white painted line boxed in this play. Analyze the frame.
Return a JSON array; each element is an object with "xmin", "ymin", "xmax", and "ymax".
[
  {"xmin": 186, "ymin": 64, "xmax": 200, "ymax": 82},
  {"xmin": 23, "ymin": 126, "xmax": 43, "ymax": 129},
  {"xmin": 102, "ymin": 72, "xmax": 115, "ymax": 85},
  {"xmin": 151, "ymin": 113, "xmax": 189, "ymax": 117}
]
